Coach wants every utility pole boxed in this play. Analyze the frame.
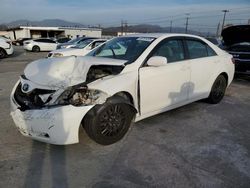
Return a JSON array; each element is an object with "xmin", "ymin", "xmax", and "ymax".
[
  {"xmin": 124, "ymin": 21, "xmax": 128, "ymax": 35},
  {"xmin": 121, "ymin": 20, "xmax": 124, "ymax": 36},
  {"xmin": 221, "ymin": 10, "xmax": 229, "ymax": 31},
  {"xmin": 185, "ymin": 13, "xmax": 190, "ymax": 34},
  {"xmin": 216, "ymin": 22, "xmax": 220, "ymax": 37},
  {"xmin": 170, "ymin": 20, "xmax": 173, "ymax": 33}
]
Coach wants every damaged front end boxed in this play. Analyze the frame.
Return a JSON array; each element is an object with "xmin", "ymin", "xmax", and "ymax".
[
  {"xmin": 14, "ymin": 80, "xmax": 110, "ymax": 110},
  {"xmin": 10, "ymin": 56, "xmax": 126, "ymax": 144},
  {"xmin": 13, "ymin": 56, "xmax": 125, "ymax": 111}
]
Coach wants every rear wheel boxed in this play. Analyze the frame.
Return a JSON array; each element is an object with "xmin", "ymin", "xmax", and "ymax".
[
  {"xmin": 32, "ymin": 45, "xmax": 40, "ymax": 52},
  {"xmin": 83, "ymin": 96, "xmax": 136, "ymax": 145},
  {"xmin": 207, "ymin": 75, "xmax": 227, "ymax": 104},
  {"xmin": 0, "ymin": 48, "xmax": 7, "ymax": 59}
]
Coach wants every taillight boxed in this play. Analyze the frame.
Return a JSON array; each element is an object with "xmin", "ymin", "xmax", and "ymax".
[{"xmin": 231, "ymin": 58, "xmax": 235, "ymax": 64}]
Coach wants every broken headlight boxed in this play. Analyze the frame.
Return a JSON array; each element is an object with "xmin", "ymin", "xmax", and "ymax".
[{"xmin": 55, "ymin": 85, "xmax": 108, "ymax": 106}]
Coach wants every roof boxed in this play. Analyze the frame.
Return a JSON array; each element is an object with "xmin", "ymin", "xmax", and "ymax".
[{"xmin": 121, "ymin": 33, "xmax": 204, "ymax": 39}]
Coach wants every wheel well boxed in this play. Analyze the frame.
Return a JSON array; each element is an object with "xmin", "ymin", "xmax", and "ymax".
[
  {"xmin": 114, "ymin": 91, "xmax": 134, "ymax": 106},
  {"xmin": 219, "ymin": 72, "xmax": 228, "ymax": 85}
]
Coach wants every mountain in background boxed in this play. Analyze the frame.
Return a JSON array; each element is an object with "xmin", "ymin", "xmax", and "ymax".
[
  {"xmin": 0, "ymin": 19, "xmax": 214, "ymax": 36},
  {"xmin": 1, "ymin": 19, "xmax": 86, "ymax": 28}
]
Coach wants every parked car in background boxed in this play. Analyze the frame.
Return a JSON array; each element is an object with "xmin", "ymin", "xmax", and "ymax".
[
  {"xmin": 0, "ymin": 36, "xmax": 14, "ymax": 58},
  {"xmin": 12, "ymin": 38, "xmax": 32, "ymax": 46},
  {"xmin": 23, "ymin": 38, "xmax": 58, "ymax": 52},
  {"xmin": 10, "ymin": 34, "xmax": 234, "ymax": 145},
  {"xmin": 56, "ymin": 37, "xmax": 97, "ymax": 49},
  {"xmin": 222, "ymin": 25, "xmax": 250, "ymax": 74},
  {"xmin": 205, "ymin": 37, "xmax": 222, "ymax": 47},
  {"xmin": 48, "ymin": 39, "xmax": 107, "ymax": 58}
]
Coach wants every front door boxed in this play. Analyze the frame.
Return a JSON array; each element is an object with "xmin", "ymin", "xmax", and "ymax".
[{"xmin": 139, "ymin": 38, "xmax": 191, "ymax": 115}]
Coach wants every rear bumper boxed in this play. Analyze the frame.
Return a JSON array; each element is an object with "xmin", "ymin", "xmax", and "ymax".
[
  {"xmin": 23, "ymin": 44, "xmax": 33, "ymax": 51},
  {"xmin": 5, "ymin": 46, "xmax": 14, "ymax": 55}
]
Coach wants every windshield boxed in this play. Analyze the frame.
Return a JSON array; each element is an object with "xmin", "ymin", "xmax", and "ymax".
[
  {"xmin": 88, "ymin": 37, "xmax": 155, "ymax": 63},
  {"xmin": 72, "ymin": 39, "xmax": 93, "ymax": 49}
]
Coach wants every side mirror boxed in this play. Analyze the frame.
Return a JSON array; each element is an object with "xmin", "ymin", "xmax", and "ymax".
[{"xmin": 147, "ymin": 56, "xmax": 168, "ymax": 67}]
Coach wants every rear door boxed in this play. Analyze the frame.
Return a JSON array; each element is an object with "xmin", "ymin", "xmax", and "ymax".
[
  {"xmin": 139, "ymin": 38, "xmax": 191, "ymax": 115},
  {"xmin": 184, "ymin": 37, "xmax": 219, "ymax": 100}
]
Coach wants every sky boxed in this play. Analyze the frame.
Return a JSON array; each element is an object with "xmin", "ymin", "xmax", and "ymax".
[{"xmin": 0, "ymin": 0, "xmax": 250, "ymax": 32}]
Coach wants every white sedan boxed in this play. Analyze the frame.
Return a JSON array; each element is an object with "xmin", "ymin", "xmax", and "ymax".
[
  {"xmin": 0, "ymin": 36, "xmax": 14, "ymax": 58},
  {"xmin": 47, "ymin": 39, "xmax": 107, "ymax": 58},
  {"xmin": 23, "ymin": 38, "xmax": 57, "ymax": 52},
  {"xmin": 10, "ymin": 34, "xmax": 234, "ymax": 145}
]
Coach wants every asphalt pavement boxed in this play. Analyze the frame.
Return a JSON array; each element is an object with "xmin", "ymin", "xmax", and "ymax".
[{"xmin": 0, "ymin": 46, "xmax": 250, "ymax": 188}]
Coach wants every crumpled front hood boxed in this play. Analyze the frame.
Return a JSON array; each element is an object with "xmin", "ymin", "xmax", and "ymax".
[
  {"xmin": 24, "ymin": 56, "xmax": 126, "ymax": 89},
  {"xmin": 222, "ymin": 25, "xmax": 250, "ymax": 46}
]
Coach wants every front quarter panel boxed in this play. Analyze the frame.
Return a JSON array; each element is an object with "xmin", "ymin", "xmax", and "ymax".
[{"xmin": 87, "ymin": 70, "xmax": 139, "ymax": 110}]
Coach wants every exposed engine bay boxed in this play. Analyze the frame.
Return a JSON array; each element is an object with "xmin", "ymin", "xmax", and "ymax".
[{"xmin": 86, "ymin": 65, "xmax": 124, "ymax": 82}]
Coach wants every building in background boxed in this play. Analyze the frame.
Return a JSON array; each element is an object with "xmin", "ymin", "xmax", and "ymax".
[{"xmin": 5, "ymin": 26, "xmax": 102, "ymax": 40}]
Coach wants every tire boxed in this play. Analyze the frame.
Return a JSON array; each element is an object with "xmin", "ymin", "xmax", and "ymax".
[
  {"xmin": 207, "ymin": 75, "xmax": 227, "ymax": 104},
  {"xmin": 32, "ymin": 45, "xmax": 40, "ymax": 52},
  {"xmin": 0, "ymin": 48, "xmax": 7, "ymax": 59},
  {"xmin": 83, "ymin": 96, "xmax": 136, "ymax": 145}
]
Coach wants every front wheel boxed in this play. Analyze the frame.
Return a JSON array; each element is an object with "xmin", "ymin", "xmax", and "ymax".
[
  {"xmin": 83, "ymin": 97, "xmax": 136, "ymax": 145},
  {"xmin": 32, "ymin": 45, "xmax": 40, "ymax": 52},
  {"xmin": 207, "ymin": 75, "xmax": 227, "ymax": 104}
]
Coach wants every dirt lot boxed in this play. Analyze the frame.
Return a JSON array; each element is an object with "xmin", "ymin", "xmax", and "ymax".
[{"xmin": 0, "ymin": 46, "xmax": 250, "ymax": 188}]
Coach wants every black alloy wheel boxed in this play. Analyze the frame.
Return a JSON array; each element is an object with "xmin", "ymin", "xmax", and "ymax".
[
  {"xmin": 84, "ymin": 96, "xmax": 136, "ymax": 145},
  {"xmin": 207, "ymin": 75, "xmax": 227, "ymax": 104}
]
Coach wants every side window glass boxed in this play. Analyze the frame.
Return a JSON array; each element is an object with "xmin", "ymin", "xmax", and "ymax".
[
  {"xmin": 35, "ymin": 39, "xmax": 43, "ymax": 42},
  {"xmin": 186, "ymin": 40, "xmax": 208, "ymax": 59},
  {"xmin": 207, "ymin": 45, "xmax": 217, "ymax": 56},
  {"xmin": 91, "ymin": 41, "xmax": 103, "ymax": 49},
  {"xmin": 47, "ymin": 39, "xmax": 56, "ymax": 43},
  {"xmin": 152, "ymin": 40, "xmax": 185, "ymax": 63}
]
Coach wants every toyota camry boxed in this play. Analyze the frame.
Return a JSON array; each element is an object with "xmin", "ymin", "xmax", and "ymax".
[{"xmin": 10, "ymin": 34, "xmax": 234, "ymax": 145}]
